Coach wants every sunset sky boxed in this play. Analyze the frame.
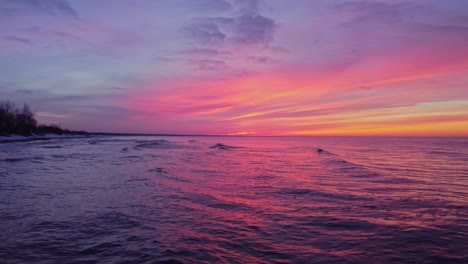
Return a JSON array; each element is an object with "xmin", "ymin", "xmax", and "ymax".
[{"xmin": 1, "ymin": 0, "xmax": 467, "ymax": 136}]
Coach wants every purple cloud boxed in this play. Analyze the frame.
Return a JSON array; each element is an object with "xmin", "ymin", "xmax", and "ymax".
[
  {"xmin": 232, "ymin": 0, "xmax": 261, "ymax": 12},
  {"xmin": 3, "ymin": 36, "xmax": 33, "ymax": 44},
  {"xmin": 188, "ymin": 59, "xmax": 228, "ymax": 71},
  {"xmin": 229, "ymin": 13, "xmax": 275, "ymax": 44},
  {"xmin": 182, "ymin": 0, "xmax": 275, "ymax": 47},
  {"xmin": 246, "ymin": 56, "xmax": 274, "ymax": 64},
  {"xmin": 0, "ymin": 0, "xmax": 77, "ymax": 18},
  {"xmin": 178, "ymin": 48, "xmax": 227, "ymax": 56},
  {"xmin": 196, "ymin": 0, "xmax": 233, "ymax": 12},
  {"xmin": 182, "ymin": 19, "xmax": 227, "ymax": 45}
]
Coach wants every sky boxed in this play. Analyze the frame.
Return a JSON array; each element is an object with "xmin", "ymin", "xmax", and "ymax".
[{"xmin": 1, "ymin": 0, "xmax": 468, "ymax": 136}]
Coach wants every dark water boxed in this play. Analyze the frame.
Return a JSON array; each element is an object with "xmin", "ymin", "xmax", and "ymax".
[{"xmin": 1, "ymin": 136, "xmax": 467, "ymax": 263}]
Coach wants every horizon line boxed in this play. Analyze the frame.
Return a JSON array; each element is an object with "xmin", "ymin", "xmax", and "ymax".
[{"xmin": 89, "ymin": 132, "xmax": 468, "ymax": 138}]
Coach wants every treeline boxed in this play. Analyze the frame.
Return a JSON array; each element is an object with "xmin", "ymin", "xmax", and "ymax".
[{"xmin": 0, "ymin": 100, "xmax": 87, "ymax": 136}]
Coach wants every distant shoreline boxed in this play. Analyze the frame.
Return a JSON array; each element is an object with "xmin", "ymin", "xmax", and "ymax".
[
  {"xmin": 1, "ymin": 133, "xmax": 465, "ymax": 144},
  {"xmin": 91, "ymin": 132, "xmax": 224, "ymax": 137},
  {"xmin": 90, "ymin": 133, "xmax": 468, "ymax": 139},
  {"xmin": 0, "ymin": 134, "xmax": 90, "ymax": 144}
]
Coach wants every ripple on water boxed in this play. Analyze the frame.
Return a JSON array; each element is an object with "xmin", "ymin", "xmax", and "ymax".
[
  {"xmin": 0, "ymin": 136, "xmax": 467, "ymax": 263},
  {"xmin": 210, "ymin": 143, "xmax": 244, "ymax": 150}
]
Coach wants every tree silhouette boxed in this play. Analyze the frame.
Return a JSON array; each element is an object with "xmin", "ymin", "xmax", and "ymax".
[{"xmin": 0, "ymin": 100, "xmax": 86, "ymax": 136}]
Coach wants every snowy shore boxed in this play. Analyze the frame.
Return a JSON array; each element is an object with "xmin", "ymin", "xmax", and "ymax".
[{"xmin": 0, "ymin": 134, "xmax": 88, "ymax": 143}]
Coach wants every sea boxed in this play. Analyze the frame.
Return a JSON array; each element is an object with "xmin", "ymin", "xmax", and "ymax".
[{"xmin": 0, "ymin": 136, "xmax": 467, "ymax": 263}]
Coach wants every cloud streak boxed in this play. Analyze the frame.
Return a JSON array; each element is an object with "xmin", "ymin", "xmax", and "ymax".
[{"xmin": 0, "ymin": 0, "xmax": 77, "ymax": 18}]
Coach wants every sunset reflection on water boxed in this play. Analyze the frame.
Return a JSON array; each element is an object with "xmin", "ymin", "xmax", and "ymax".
[{"xmin": 0, "ymin": 136, "xmax": 467, "ymax": 263}]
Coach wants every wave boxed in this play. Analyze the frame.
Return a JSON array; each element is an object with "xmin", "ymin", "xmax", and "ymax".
[
  {"xmin": 274, "ymin": 187, "xmax": 372, "ymax": 202},
  {"xmin": 41, "ymin": 145, "xmax": 62, "ymax": 149},
  {"xmin": 0, "ymin": 156, "xmax": 44, "ymax": 163},
  {"xmin": 135, "ymin": 140, "xmax": 190, "ymax": 150},
  {"xmin": 1, "ymin": 158, "xmax": 26, "ymax": 163},
  {"xmin": 121, "ymin": 155, "xmax": 144, "ymax": 161},
  {"xmin": 315, "ymin": 147, "xmax": 381, "ymax": 178},
  {"xmin": 209, "ymin": 143, "xmax": 243, "ymax": 150},
  {"xmin": 147, "ymin": 168, "xmax": 192, "ymax": 183},
  {"xmin": 148, "ymin": 167, "xmax": 167, "ymax": 173}
]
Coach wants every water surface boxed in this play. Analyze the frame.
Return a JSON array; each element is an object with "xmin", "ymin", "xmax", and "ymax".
[{"xmin": 1, "ymin": 136, "xmax": 467, "ymax": 263}]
